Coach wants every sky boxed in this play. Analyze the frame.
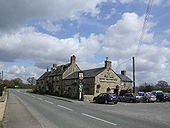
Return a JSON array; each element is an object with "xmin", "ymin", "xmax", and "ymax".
[{"xmin": 0, "ymin": 0, "xmax": 170, "ymax": 85}]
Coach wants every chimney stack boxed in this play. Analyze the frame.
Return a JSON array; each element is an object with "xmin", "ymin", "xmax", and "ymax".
[
  {"xmin": 105, "ymin": 57, "xmax": 112, "ymax": 69},
  {"xmin": 70, "ymin": 55, "xmax": 76, "ymax": 64},
  {"xmin": 53, "ymin": 64, "xmax": 57, "ymax": 68},
  {"xmin": 52, "ymin": 64, "xmax": 57, "ymax": 70},
  {"xmin": 121, "ymin": 70, "xmax": 127, "ymax": 75}
]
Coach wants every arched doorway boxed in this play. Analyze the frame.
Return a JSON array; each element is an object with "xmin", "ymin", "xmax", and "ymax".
[{"xmin": 114, "ymin": 85, "xmax": 119, "ymax": 96}]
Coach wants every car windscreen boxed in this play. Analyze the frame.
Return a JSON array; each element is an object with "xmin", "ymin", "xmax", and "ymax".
[
  {"xmin": 108, "ymin": 94, "xmax": 117, "ymax": 97},
  {"xmin": 133, "ymin": 93, "xmax": 139, "ymax": 96},
  {"xmin": 138, "ymin": 93, "xmax": 144, "ymax": 96},
  {"xmin": 164, "ymin": 93, "xmax": 170, "ymax": 96}
]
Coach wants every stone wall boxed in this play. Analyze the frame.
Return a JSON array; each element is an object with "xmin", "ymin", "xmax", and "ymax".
[{"xmin": 83, "ymin": 95, "xmax": 94, "ymax": 102}]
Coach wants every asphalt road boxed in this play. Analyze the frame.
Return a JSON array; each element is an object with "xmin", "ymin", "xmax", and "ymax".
[{"xmin": 4, "ymin": 89, "xmax": 170, "ymax": 128}]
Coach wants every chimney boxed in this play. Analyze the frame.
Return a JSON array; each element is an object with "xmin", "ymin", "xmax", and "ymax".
[
  {"xmin": 53, "ymin": 64, "xmax": 57, "ymax": 68},
  {"xmin": 52, "ymin": 64, "xmax": 57, "ymax": 70},
  {"xmin": 121, "ymin": 70, "xmax": 127, "ymax": 75},
  {"xmin": 70, "ymin": 55, "xmax": 76, "ymax": 64},
  {"xmin": 105, "ymin": 57, "xmax": 112, "ymax": 69}
]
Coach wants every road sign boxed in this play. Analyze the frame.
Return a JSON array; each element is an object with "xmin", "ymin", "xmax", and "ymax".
[{"xmin": 79, "ymin": 72, "xmax": 84, "ymax": 79}]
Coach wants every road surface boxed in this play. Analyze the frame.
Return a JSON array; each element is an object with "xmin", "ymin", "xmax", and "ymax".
[{"xmin": 3, "ymin": 89, "xmax": 170, "ymax": 128}]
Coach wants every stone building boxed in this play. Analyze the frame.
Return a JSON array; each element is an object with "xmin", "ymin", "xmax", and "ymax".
[
  {"xmin": 36, "ymin": 55, "xmax": 133, "ymax": 101},
  {"xmin": 63, "ymin": 58, "xmax": 133, "ymax": 101},
  {"xmin": 36, "ymin": 55, "xmax": 80, "ymax": 95}
]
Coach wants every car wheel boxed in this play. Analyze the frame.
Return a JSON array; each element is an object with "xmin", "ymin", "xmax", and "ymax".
[
  {"xmin": 129, "ymin": 99, "xmax": 133, "ymax": 103},
  {"xmin": 146, "ymin": 99, "xmax": 150, "ymax": 103},
  {"xmin": 93, "ymin": 99, "xmax": 96, "ymax": 103},
  {"xmin": 114, "ymin": 102, "xmax": 117, "ymax": 104},
  {"xmin": 104, "ymin": 100, "xmax": 109, "ymax": 104}
]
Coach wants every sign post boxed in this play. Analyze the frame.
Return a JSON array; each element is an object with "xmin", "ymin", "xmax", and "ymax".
[{"xmin": 78, "ymin": 71, "xmax": 84, "ymax": 100}]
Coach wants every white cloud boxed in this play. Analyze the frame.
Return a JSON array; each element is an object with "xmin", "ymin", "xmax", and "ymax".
[
  {"xmin": 0, "ymin": 0, "xmax": 106, "ymax": 32},
  {"xmin": 161, "ymin": 39, "xmax": 170, "ymax": 46},
  {"xmin": 118, "ymin": 0, "xmax": 133, "ymax": 4},
  {"xmin": 164, "ymin": 28, "xmax": 170, "ymax": 34},
  {"xmin": 0, "ymin": 11, "xmax": 170, "ymax": 85},
  {"xmin": 142, "ymin": 0, "xmax": 161, "ymax": 6},
  {"xmin": 0, "ymin": 27, "xmax": 101, "ymax": 68},
  {"xmin": 99, "ymin": 12, "xmax": 170, "ymax": 85},
  {"xmin": 3, "ymin": 65, "xmax": 45, "ymax": 82},
  {"xmin": 0, "ymin": 64, "xmax": 4, "ymax": 67},
  {"xmin": 109, "ymin": 0, "xmax": 133, "ymax": 4},
  {"xmin": 102, "ymin": 12, "xmax": 154, "ymax": 59},
  {"xmin": 37, "ymin": 20, "xmax": 61, "ymax": 33}
]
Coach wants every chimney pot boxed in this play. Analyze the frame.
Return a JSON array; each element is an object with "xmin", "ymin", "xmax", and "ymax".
[
  {"xmin": 121, "ymin": 70, "xmax": 127, "ymax": 75},
  {"xmin": 53, "ymin": 64, "xmax": 57, "ymax": 68},
  {"xmin": 71, "ymin": 55, "xmax": 76, "ymax": 64}
]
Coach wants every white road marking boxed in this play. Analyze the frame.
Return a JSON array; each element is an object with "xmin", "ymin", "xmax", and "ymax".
[
  {"xmin": 57, "ymin": 105, "xmax": 73, "ymax": 111},
  {"xmin": 37, "ymin": 97, "xmax": 43, "ymax": 101},
  {"xmin": 44, "ymin": 100, "xmax": 54, "ymax": 104},
  {"xmin": 81, "ymin": 113, "xmax": 117, "ymax": 126}
]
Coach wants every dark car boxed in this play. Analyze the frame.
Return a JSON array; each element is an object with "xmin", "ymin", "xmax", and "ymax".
[
  {"xmin": 164, "ymin": 93, "xmax": 170, "ymax": 102},
  {"xmin": 93, "ymin": 93, "xmax": 119, "ymax": 104},
  {"xmin": 120, "ymin": 93, "xmax": 141, "ymax": 103},
  {"xmin": 155, "ymin": 92, "xmax": 166, "ymax": 102}
]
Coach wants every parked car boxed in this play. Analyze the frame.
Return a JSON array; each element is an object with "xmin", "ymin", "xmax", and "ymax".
[
  {"xmin": 164, "ymin": 93, "xmax": 170, "ymax": 102},
  {"xmin": 142, "ymin": 92, "xmax": 156, "ymax": 103},
  {"xmin": 93, "ymin": 93, "xmax": 119, "ymax": 104},
  {"xmin": 151, "ymin": 90, "xmax": 163, "ymax": 95},
  {"xmin": 120, "ymin": 93, "xmax": 141, "ymax": 103},
  {"xmin": 155, "ymin": 92, "xmax": 166, "ymax": 102},
  {"xmin": 137, "ymin": 92, "xmax": 145, "ymax": 100}
]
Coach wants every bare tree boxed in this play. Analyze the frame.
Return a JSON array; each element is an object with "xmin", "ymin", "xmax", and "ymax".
[
  {"xmin": 27, "ymin": 77, "xmax": 36, "ymax": 85},
  {"xmin": 138, "ymin": 83, "xmax": 155, "ymax": 92},
  {"xmin": 155, "ymin": 80, "xmax": 170, "ymax": 91}
]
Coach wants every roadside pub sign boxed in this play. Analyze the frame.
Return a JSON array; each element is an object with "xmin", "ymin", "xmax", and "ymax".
[{"xmin": 79, "ymin": 72, "xmax": 84, "ymax": 79}]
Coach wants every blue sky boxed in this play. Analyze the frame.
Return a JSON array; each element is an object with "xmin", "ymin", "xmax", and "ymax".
[{"xmin": 0, "ymin": 0, "xmax": 170, "ymax": 85}]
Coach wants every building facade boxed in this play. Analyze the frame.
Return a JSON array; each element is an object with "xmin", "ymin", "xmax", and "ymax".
[
  {"xmin": 36, "ymin": 55, "xmax": 80, "ymax": 95},
  {"xmin": 36, "ymin": 56, "xmax": 133, "ymax": 101}
]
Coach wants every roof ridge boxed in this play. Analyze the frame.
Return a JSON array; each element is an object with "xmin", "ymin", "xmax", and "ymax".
[{"xmin": 82, "ymin": 67, "xmax": 105, "ymax": 72}]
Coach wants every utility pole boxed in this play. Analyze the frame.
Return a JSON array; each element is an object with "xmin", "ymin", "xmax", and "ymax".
[
  {"xmin": 1, "ymin": 71, "xmax": 3, "ymax": 81},
  {"xmin": 132, "ymin": 57, "xmax": 135, "ymax": 93},
  {"xmin": 78, "ymin": 71, "xmax": 84, "ymax": 100}
]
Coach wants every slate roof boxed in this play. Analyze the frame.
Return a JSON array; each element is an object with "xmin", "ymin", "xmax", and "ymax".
[
  {"xmin": 49, "ymin": 63, "xmax": 71, "ymax": 77},
  {"xmin": 64, "ymin": 67, "xmax": 105, "ymax": 80},
  {"xmin": 37, "ymin": 63, "xmax": 71, "ymax": 80},
  {"xmin": 37, "ymin": 71, "xmax": 51, "ymax": 80},
  {"xmin": 117, "ymin": 74, "xmax": 132, "ymax": 82}
]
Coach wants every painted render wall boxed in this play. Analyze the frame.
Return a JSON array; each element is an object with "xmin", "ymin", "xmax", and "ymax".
[{"xmin": 94, "ymin": 69, "xmax": 121, "ymax": 96}]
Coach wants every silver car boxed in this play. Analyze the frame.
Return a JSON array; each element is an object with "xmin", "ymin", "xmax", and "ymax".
[{"xmin": 143, "ymin": 92, "xmax": 156, "ymax": 103}]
